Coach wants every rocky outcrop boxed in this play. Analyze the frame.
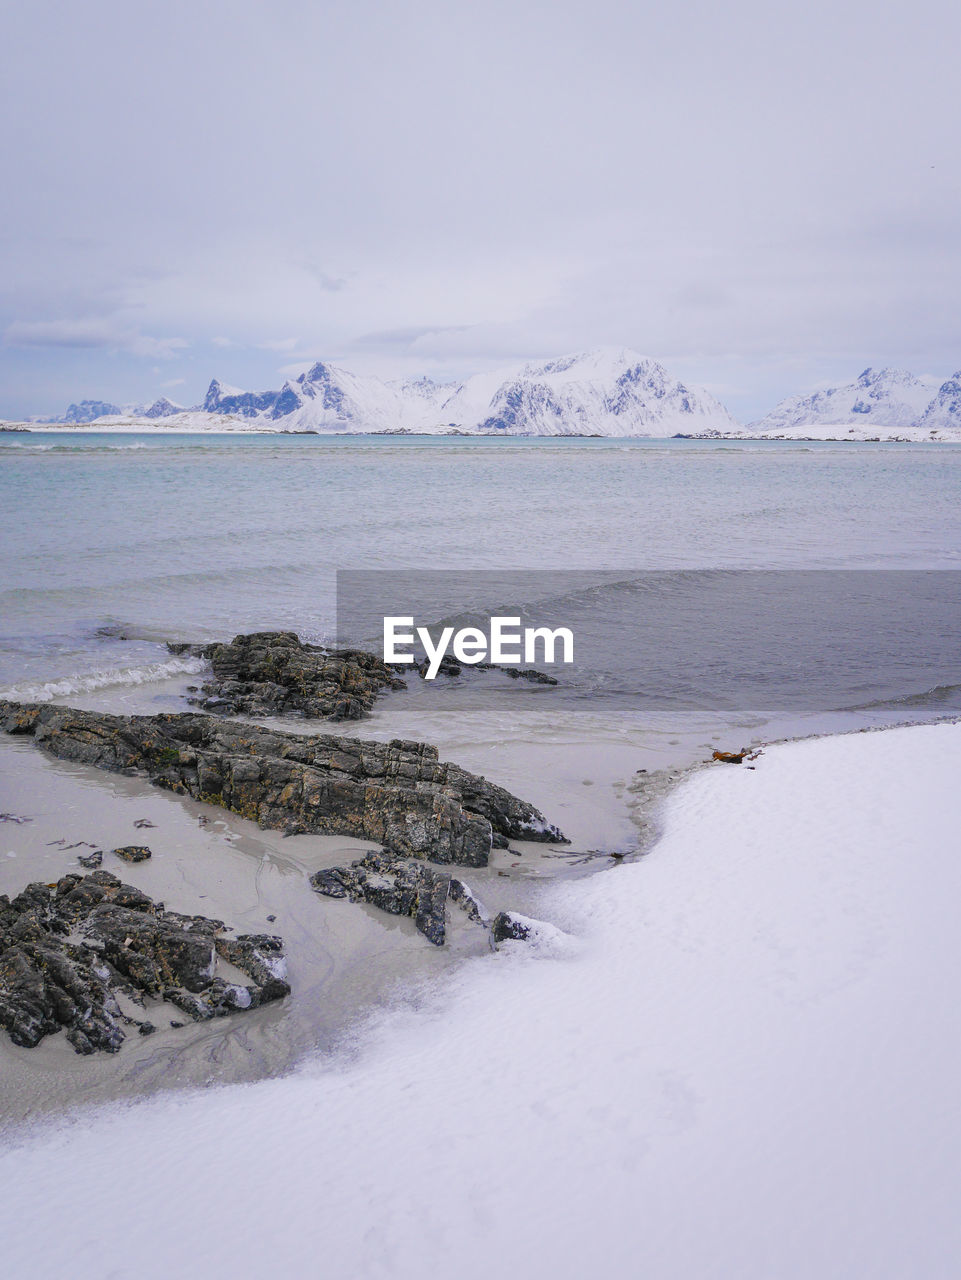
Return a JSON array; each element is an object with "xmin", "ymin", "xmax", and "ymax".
[
  {"xmin": 0, "ymin": 701, "xmax": 565, "ymax": 867},
  {"xmin": 491, "ymin": 911, "xmax": 534, "ymax": 945},
  {"xmin": 0, "ymin": 871, "xmax": 289, "ymax": 1054},
  {"xmin": 310, "ymin": 849, "xmax": 488, "ymax": 945},
  {"xmin": 169, "ymin": 630, "xmax": 406, "ymax": 721}
]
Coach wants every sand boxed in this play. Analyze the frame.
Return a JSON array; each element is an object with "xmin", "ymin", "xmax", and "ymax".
[{"xmin": 0, "ymin": 725, "xmax": 612, "ymax": 1127}]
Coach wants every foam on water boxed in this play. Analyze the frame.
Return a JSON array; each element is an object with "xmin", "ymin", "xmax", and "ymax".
[{"xmin": 0, "ymin": 655, "xmax": 208, "ymax": 704}]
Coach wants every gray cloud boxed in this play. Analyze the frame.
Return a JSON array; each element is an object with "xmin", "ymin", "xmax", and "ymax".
[
  {"xmin": 0, "ymin": 0, "xmax": 958, "ymax": 419},
  {"xmin": 3, "ymin": 318, "xmax": 186, "ymax": 359}
]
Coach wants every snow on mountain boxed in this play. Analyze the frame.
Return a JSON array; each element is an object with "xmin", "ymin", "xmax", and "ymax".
[
  {"xmin": 141, "ymin": 396, "xmax": 183, "ymax": 419},
  {"xmin": 202, "ymin": 379, "xmax": 280, "ymax": 417},
  {"xmin": 61, "ymin": 399, "xmax": 127, "ymax": 423},
  {"xmin": 261, "ymin": 360, "xmax": 412, "ymax": 432},
  {"xmin": 186, "ymin": 347, "xmax": 735, "ymax": 436},
  {"xmin": 439, "ymin": 348, "xmax": 737, "ymax": 437},
  {"xmin": 40, "ymin": 356, "xmax": 961, "ymax": 438},
  {"xmin": 919, "ymin": 371, "xmax": 961, "ymax": 432},
  {"xmin": 749, "ymin": 367, "xmax": 935, "ymax": 432}
]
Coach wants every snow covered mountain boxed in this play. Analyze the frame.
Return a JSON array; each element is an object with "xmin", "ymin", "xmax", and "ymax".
[
  {"xmin": 141, "ymin": 397, "xmax": 183, "ymax": 419},
  {"xmin": 59, "ymin": 396, "xmax": 181, "ymax": 423},
  {"xmin": 61, "ymin": 399, "xmax": 127, "ymax": 423},
  {"xmin": 439, "ymin": 349, "xmax": 738, "ymax": 437},
  {"xmin": 48, "ymin": 353, "xmax": 961, "ymax": 438},
  {"xmin": 919, "ymin": 371, "xmax": 961, "ymax": 432},
  {"xmin": 193, "ymin": 348, "xmax": 735, "ymax": 436},
  {"xmin": 202, "ymin": 379, "xmax": 280, "ymax": 417},
  {"xmin": 749, "ymin": 367, "xmax": 935, "ymax": 432}
]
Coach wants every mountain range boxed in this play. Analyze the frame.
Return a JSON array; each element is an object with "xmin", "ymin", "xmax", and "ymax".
[
  {"xmin": 39, "ymin": 352, "xmax": 961, "ymax": 437},
  {"xmin": 62, "ymin": 396, "xmax": 184, "ymax": 423},
  {"xmin": 195, "ymin": 348, "xmax": 737, "ymax": 437}
]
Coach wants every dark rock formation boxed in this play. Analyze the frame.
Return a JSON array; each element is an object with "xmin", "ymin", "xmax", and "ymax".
[
  {"xmin": 77, "ymin": 850, "xmax": 103, "ymax": 868},
  {"xmin": 114, "ymin": 845, "xmax": 151, "ymax": 863},
  {"xmin": 310, "ymin": 849, "xmax": 487, "ymax": 945},
  {"xmin": 0, "ymin": 701, "xmax": 565, "ymax": 867},
  {"xmin": 168, "ymin": 631, "xmax": 406, "ymax": 721},
  {"xmin": 417, "ymin": 653, "xmax": 558, "ymax": 685},
  {"xmin": 168, "ymin": 631, "xmax": 559, "ymax": 722},
  {"xmin": 0, "ymin": 871, "xmax": 289, "ymax": 1054},
  {"xmin": 491, "ymin": 912, "xmax": 534, "ymax": 945}
]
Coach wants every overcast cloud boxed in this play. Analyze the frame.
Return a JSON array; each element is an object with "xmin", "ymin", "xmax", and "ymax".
[{"xmin": 1, "ymin": 0, "xmax": 959, "ymax": 419}]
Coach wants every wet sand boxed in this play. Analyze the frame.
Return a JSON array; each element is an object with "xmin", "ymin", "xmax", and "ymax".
[{"xmin": 0, "ymin": 729, "xmax": 605, "ymax": 1128}]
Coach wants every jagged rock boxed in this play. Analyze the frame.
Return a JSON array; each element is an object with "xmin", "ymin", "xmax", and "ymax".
[
  {"xmin": 0, "ymin": 700, "xmax": 565, "ymax": 867},
  {"xmin": 310, "ymin": 850, "xmax": 488, "ymax": 945},
  {"xmin": 169, "ymin": 631, "xmax": 406, "ymax": 720},
  {"xmin": 0, "ymin": 873, "xmax": 289, "ymax": 1054},
  {"xmin": 77, "ymin": 850, "xmax": 103, "ymax": 868},
  {"xmin": 113, "ymin": 845, "xmax": 152, "ymax": 862}
]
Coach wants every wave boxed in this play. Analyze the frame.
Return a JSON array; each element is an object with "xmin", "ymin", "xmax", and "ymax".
[
  {"xmin": 835, "ymin": 683, "xmax": 961, "ymax": 713},
  {"xmin": 0, "ymin": 655, "xmax": 208, "ymax": 703}
]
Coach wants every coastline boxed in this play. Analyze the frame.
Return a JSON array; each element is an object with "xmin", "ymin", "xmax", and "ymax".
[
  {"xmin": 1, "ymin": 719, "xmax": 958, "ymax": 1278},
  {"xmin": 3, "ymin": 606, "xmax": 959, "ymax": 1128},
  {"xmin": 5, "ymin": 422, "xmax": 961, "ymax": 441}
]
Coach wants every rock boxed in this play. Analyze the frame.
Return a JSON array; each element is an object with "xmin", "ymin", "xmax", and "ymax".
[
  {"xmin": 491, "ymin": 911, "xmax": 534, "ymax": 945},
  {"xmin": 448, "ymin": 877, "xmax": 487, "ymax": 925},
  {"xmin": 496, "ymin": 666, "xmax": 559, "ymax": 685},
  {"xmin": 172, "ymin": 630, "xmax": 407, "ymax": 721},
  {"xmin": 113, "ymin": 845, "xmax": 152, "ymax": 863},
  {"xmin": 415, "ymin": 654, "xmax": 558, "ymax": 686},
  {"xmin": 77, "ymin": 850, "xmax": 103, "ymax": 868},
  {"xmin": 310, "ymin": 850, "xmax": 489, "ymax": 946},
  {"xmin": 0, "ymin": 873, "xmax": 289, "ymax": 1054},
  {"xmin": 133, "ymin": 818, "xmax": 155, "ymax": 829},
  {"xmin": 0, "ymin": 700, "xmax": 565, "ymax": 867}
]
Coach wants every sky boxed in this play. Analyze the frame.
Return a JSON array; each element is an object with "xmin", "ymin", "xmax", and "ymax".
[{"xmin": 1, "ymin": 0, "xmax": 959, "ymax": 422}]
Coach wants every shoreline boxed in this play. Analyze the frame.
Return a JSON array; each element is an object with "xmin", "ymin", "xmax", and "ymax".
[
  {"xmin": 1, "ymin": 718, "xmax": 958, "ymax": 1277},
  {"xmin": 3, "ymin": 696, "xmax": 957, "ymax": 1129},
  {"xmin": 4, "ymin": 424, "xmax": 961, "ymax": 442}
]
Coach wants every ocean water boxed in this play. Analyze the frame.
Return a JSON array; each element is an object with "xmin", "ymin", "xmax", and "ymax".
[{"xmin": 2, "ymin": 431, "xmax": 960, "ymax": 847}]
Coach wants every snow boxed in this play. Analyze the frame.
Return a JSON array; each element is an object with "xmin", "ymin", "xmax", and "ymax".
[
  {"xmin": 2, "ymin": 721, "xmax": 960, "ymax": 1279},
  {"xmin": 26, "ymin": 359, "xmax": 961, "ymax": 439},
  {"xmin": 721, "ymin": 421, "xmax": 961, "ymax": 443},
  {"xmin": 28, "ymin": 348, "xmax": 737, "ymax": 437},
  {"xmin": 439, "ymin": 347, "xmax": 738, "ymax": 437},
  {"xmin": 748, "ymin": 367, "xmax": 938, "ymax": 432},
  {"xmin": 920, "ymin": 371, "xmax": 961, "ymax": 431}
]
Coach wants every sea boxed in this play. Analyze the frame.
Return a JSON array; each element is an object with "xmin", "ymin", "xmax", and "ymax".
[{"xmin": 2, "ymin": 431, "xmax": 961, "ymax": 848}]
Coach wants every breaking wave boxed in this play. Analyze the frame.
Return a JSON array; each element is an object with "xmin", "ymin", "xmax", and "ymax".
[{"xmin": 0, "ymin": 655, "xmax": 208, "ymax": 703}]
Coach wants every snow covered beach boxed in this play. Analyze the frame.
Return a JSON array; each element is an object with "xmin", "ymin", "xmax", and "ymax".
[{"xmin": 2, "ymin": 720, "xmax": 958, "ymax": 1280}]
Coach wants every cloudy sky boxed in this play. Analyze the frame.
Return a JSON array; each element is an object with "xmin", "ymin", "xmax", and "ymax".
[{"xmin": 2, "ymin": 0, "xmax": 959, "ymax": 421}]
